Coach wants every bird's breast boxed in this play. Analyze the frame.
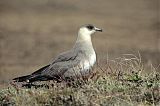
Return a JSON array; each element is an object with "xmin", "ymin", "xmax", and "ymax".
[
  {"xmin": 89, "ymin": 52, "xmax": 96, "ymax": 66},
  {"xmin": 83, "ymin": 51, "xmax": 96, "ymax": 70}
]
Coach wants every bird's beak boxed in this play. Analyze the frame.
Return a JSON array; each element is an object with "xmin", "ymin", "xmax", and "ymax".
[{"xmin": 94, "ymin": 27, "xmax": 103, "ymax": 32}]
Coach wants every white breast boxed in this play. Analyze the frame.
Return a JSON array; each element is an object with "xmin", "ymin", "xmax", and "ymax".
[
  {"xmin": 89, "ymin": 52, "xmax": 96, "ymax": 67},
  {"xmin": 83, "ymin": 52, "xmax": 96, "ymax": 70}
]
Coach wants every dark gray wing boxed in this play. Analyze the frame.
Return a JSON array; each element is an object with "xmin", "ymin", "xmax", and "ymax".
[
  {"xmin": 41, "ymin": 50, "xmax": 81, "ymax": 77},
  {"xmin": 51, "ymin": 51, "xmax": 79, "ymax": 64},
  {"xmin": 13, "ymin": 65, "xmax": 50, "ymax": 82},
  {"xmin": 31, "ymin": 65, "xmax": 50, "ymax": 75},
  {"xmin": 13, "ymin": 50, "xmax": 83, "ymax": 82}
]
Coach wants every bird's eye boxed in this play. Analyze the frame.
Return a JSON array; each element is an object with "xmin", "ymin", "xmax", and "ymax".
[{"xmin": 86, "ymin": 25, "xmax": 94, "ymax": 30}]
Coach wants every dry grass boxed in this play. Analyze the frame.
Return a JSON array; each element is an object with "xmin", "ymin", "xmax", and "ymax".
[{"xmin": 0, "ymin": 54, "xmax": 159, "ymax": 106}]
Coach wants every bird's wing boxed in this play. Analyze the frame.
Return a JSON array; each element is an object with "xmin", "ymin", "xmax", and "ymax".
[
  {"xmin": 13, "ymin": 65, "xmax": 50, "ymax": 82},
  {"xmin": 31, "ymin": 64, "xmax": 50, "ymax": 75},
  {"xmin": 41, "ymin": 50, "xmax": 82, "ymax": 77},
  {"xmin": 51, "ymin": 51, "xmax": 79, "ymax": 64}
]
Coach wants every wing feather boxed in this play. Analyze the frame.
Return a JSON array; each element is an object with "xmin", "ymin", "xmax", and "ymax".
[{"xmin": 41, "ymin": 50, "xmax": 81, "ymax": 77}]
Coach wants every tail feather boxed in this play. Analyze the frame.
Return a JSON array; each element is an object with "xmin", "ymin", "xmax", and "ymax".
[
  {"xmin": 13, "ymin": 64, "xmax": 50, "ymax": 82},
  {"xmin": 28, "ymin": 75, "xmax": 52, "ymax": 82},
  {"xmin": 13, "ymin": 75, "xmax": 31, "ymax": 82}
]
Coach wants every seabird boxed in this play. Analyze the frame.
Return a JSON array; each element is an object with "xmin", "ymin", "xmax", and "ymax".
[{"xmin": 13, "ymin": 24, "xmax": 102, "ymax": 83}]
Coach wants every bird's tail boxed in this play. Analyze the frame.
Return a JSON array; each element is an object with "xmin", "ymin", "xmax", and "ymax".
[
  {"xmin": 13, "ymin": 75, "xmax": 32, "ymax": 82},
  {"xmin": 13, "ymin": 65, "xmax": 50, "ymax": 83}
]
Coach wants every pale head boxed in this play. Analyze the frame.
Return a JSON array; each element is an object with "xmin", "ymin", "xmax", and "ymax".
[
  {"xmin": 76, "ymin": 24, "xmax": 102, "ymax": 42},
  {"xmin": 78, "ymin": 24, "xmax": 102, "ymax": 36}
]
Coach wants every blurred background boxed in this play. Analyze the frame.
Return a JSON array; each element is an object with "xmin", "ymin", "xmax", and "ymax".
[{"xmin": 0, "ymin": 0, "xmax": 159, "ymax": 84}]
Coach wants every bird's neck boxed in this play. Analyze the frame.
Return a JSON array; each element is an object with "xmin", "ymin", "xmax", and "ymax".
[
  {"xmin": 75, "ymin": 32, "xmax": 92, "ymax": 44},
  {"xmin": 73, "ymin": 33, "xmax": 94, "ymax": 50}
]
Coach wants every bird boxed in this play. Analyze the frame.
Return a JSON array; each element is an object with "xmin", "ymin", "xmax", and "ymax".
[{"xmin": 13, "ymin": 24, "xmax": 102, "ymax": 83}]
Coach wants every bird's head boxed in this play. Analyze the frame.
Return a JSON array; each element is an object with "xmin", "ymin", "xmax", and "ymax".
[{"xmin": 78, "ymin": 24, "xmax": 102, "ymax": 36}]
